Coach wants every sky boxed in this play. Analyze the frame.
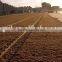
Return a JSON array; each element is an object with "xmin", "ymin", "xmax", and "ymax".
[{"xmin": 1, "ymin": 0, "xmax": 62, "ymax": 8}]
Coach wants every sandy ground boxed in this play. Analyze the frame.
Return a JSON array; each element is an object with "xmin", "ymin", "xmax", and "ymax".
[{"xmin": 49, "ymin": 13, "xmax": 62, "ymax": 22}]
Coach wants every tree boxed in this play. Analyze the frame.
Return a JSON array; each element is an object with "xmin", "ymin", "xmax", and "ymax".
[
  {"xmin": 42, "ymin": 2, "xmax": 51, "ymax": 10},
  {"xmin": 52, "ymin": 6, "xmax": 59, "ymax": 13}
]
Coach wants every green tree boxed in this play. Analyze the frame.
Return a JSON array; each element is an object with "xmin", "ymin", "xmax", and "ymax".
[{"xmin": 42, "ymin": 2, "xmax": 51, "ymax": 10}]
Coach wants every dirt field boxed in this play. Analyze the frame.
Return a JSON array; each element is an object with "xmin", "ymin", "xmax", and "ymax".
[
  {"xmin": 0, "ymin": 13, "xmax": 62, "ymax": 62},
  {"xmin": 0, "ymin": 13, "xmax": 62, "ymax": 27}
]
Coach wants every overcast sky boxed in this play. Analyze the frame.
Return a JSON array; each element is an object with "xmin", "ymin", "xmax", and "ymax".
[{"xmin": 1, "ymin": 0, "xmax": 62, "ymax": 8}]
